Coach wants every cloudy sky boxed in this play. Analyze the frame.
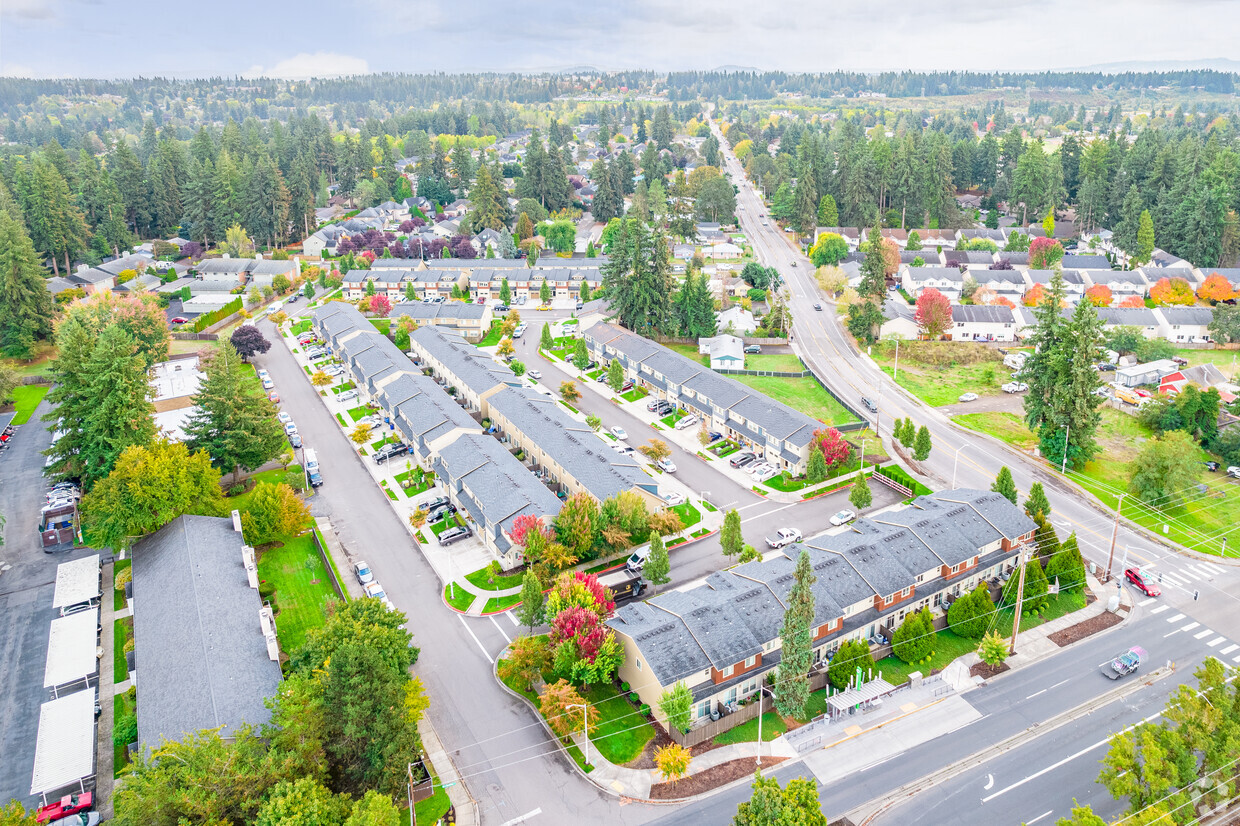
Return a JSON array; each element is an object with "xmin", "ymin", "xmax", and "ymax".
[{"xmin": 1, "ymin": 0, "xmax": 1237, "ymax": 79}]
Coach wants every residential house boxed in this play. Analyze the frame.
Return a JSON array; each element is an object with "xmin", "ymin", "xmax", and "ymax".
[
  {"xmin": 1157, "ymin": 364, "xmax": 1231, "ymax": 400},
  {"xmin": 1061, "ymin": 255, "xmax": 1111, "ymax": 270},
  {"xmin": 956, "ymin": 229, "xmax": 1006, "ymax": 245},
  {"xmin": 949, "ymin": 304, "xmax": 1017, "ymax": 342},
  {"xmin": 407, "ymin": 325, "xmax": 521, "ymax": 417},
  {"xmin": 1147, "ymin": 249, "xmax": 1194, "ymax": 270},
  {"xmin": 373, "ymin": 372, "xmax": 479, "ymax": 461},
  {"xmin": 717, "ymin": 306, "xmax": 758, "ymax": 335},
  {"xmin": 1115, "ymin": 358, "xmax": 1181, "ymax": 388},
  {"xmin": 698, "ymin": 334, "xmax": 745, "ymax": 370},
  {"xmin": 943, "ymin": 250, "xmax": 997, "ymax": 269},
  {"xmin": 704, "ymin": 242, "xmax": 743, "ymax": 259},
  {"xmin": 815, "ymin": 227, "xmax": 862, "ymax": 248},
  {"xmin": 900, "ymin": 266, "xmax": 965, "ymax": 299},
  {"xmin": 1027, "ymin": 268, "xmax": 1086, "ymax": 298},
  {"xmin": 584, "ymin": 323, "xmax": 820, "ymax": 474},
  {"xmin": 389, "ymin": 301, "xmax": 493, "ymax": 342},
  {"xmin": 880, "ymin": 298, "xmax": 920, "ymax": 340},
  {"xmin": 899, "ymin": 250, "xmax": 942, "ymax": 266},
  {"xmin": 442, "ymin": 199, "xmax": 471, "ymax": 219},
  {"xmin": 607, "ymin": 490, "xmax": 1034, "ymax": 729},
  {"xmin": 969, "ymin": 268, "xmax": 1028, "ymax": 301},
  {"xmin": 1154, "ymin": 307, "xmax": 1214, "ymax": 344},
  {"xmin": 130, "ymin": 514, "xmax": 281, "ymax": 752}
]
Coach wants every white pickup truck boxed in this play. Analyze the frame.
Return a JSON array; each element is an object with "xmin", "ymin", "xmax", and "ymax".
[{"xmin": 765, "ymin": 528, "xmax": 803, "ymax": 549}]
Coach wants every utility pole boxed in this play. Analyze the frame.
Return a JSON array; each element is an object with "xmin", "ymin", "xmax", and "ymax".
[
  {"xmin": 568, "ymin": 703, "xmax": 590, "ymax": 769},
  {"xmin": 1103, "ymin": 493, "xmax": 1126, "ymax": 584},
  {"xmin": 1009, "ymin": 547, "xmax": 1029, "ymax": 655},
  {"xmin": 1061, "ymin": 422, "xmax": 1071, "ymax": 475},
  {"xmin": 755, "ymin": 685, "xmax": 772, "ymax": 768}
]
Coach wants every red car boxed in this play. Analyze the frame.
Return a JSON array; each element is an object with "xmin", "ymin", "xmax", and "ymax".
[
  {"xmin": 1134, "ymin": 388, "xmax": 1152, "ymax": 399},
  {"xmin": 36, "ymin": 791, "xmax": 92, "ymax": 822},
  {"xmin": 170, "ymin": 316, "xmax": 189, "ymax": 325},
  {"xmin": 268, "ymin": 391, "xmax": 280, "ymax": 403},
  {"xmin": 1125, "ymin": 567, "xmax": 1161, "ymax": 597}
]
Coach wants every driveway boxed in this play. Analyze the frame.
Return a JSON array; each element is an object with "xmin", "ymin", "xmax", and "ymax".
[{"xmin": 0, "ymin": 399, "xmax": 99, "ymax": 809}]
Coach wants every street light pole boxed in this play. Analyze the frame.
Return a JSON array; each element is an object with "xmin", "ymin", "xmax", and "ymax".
[
  {"xmin": 755, "ymin": 685, "xmax": 772, "ymax": 768},
  {"xmin": 568, "ymin": 703, "xmax": 589, "ymax": 769},
  {"xmin": 1061, "ymin": 423, "xmax": 1071, "ymax": 475},
  {"xmin": 1104, "ymin": 493, "xmax": 1126, "ymax": 584},
  {"xmin": 951, "ymin": 444, "xmax": 965, "ymax": 489},
  {"xmin": 893, "ymin": 338, "xmax": 900, "ymax": 382}
]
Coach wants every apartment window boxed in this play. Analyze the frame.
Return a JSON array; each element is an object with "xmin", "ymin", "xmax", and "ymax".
[
  {"xmin": 745, "ymin": 655, "xmax": 757, "ymax": 669},
  {"xmin": 635, "ymin": 658, "xmax": 642, "ymax": 671},
  {"xmin": 697, "ymin": 700, "xmax": 711, "ymax": 719},
  {"xmin": 721, "ymin": 665, "xmax": 734, "ymax": 678}
]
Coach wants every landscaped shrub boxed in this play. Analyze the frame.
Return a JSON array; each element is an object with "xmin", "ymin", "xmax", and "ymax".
[{"xmin": 113, "ymin": 711, "xmax": 138, "ymax": 749}]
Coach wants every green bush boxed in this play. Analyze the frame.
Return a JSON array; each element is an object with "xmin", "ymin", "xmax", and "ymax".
[
  {"xmin": 113, "ymin": 712, "xmax": 138, "ymax": 749},
  {"xmin": 947, "ymin": 584, "xmax": 994, "ymax": 639},
  {"xmin": 628, "ymin": 692, "xmax": 640, "ymax": 704},
  {"xmin": 620, "ymin": 681, "xmax": 630, "ymax": 692},
  {"xmin": 892, "ymin": 608, "xmax": 935, "ymax": 664},
  {"xmin": 640, "ymin": 704, "xmax": 651, "ymax": 717},
  {"xmin": 227, "ymin": 483, "xmax": 247, "ymax": 496}
]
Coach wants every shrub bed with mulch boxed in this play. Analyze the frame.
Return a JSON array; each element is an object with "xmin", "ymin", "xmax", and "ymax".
[
  {"xmin": 1048, "ymin": 608, "xmax": 1124, "ymax": 646},
  {"xmin": 969, "ymin": 661, "xmax": 1011, "ymax": 680},
  {"xmin": 649, "ymin": 756, "xmax": 786, "ymax": 800}
]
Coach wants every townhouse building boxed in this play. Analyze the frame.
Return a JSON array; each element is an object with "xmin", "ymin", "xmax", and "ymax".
[
  {"xmin": 1153, "ymin": 307, "xmax": 1214, "ymax": 344},
  {"xmin": 949, "ymin": 304, "xmax": 1018, "ymax": 342},
  {"xmin": 1027, "ymin": 268, "xmax": 1086, "ymax": 299},
  {"xmin": 583, "ymin": 323, "xmax": 820, "ymax": 475},
  {"xmin": 607, "ymin": 490, "xmax": 1035, "ymax": 728},
  {"xmin": 900, "ymin": 266, "xmax": 965, "ymax": 299},
  {"xmin": 969, "ymin": 268, "xmax": 1029, "ymax": 302},
  {"xmin": 406, "ymin": 325, "xmax": 521, "ymax": 416},
  {"xmin": 1080, "ymin": 269, "xmax": 1148, "ymax": 298},
  {"xmin": 389, "ymin": 301, "xmax": 493, "ymax": 341}
]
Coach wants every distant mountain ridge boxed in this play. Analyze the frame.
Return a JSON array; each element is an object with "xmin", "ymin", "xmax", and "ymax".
[{"xmin": 1061, "ymin": 58, "xmax": 1240, "ymax": 73}]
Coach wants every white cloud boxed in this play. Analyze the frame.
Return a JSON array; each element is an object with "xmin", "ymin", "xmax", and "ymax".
[
  {"xmin": 243, "ymin": 52, "xmax": 369, "ymax": 80},
  {"xmin": 1, "ymin": 63, "xmax": 40, "ymax": 77},
  {"xmin": 1, "ymin": 0, "xmax": 58, "ymax": 20}
]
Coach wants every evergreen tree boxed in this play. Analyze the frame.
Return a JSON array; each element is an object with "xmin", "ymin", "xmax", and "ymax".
[
  {"xmin": 827, "ymin": 638, "xmax": 874, "ymax": 691},
  {"xmin": 1045, "ymin": 533, "xmax": 1087, "ymax": 593},
  {"xmin": 720, "ymin": 509, "xmax": 743, "ymax": 557},
  {"xmin": 1136, "ymin": 210, "xmax": 1155, "ymax": 266},
  {"xmin": 599, "ymin": 219, "xmax": 675, "ymax": 337},
  {"xmin": 184, "ymin": 341, "xmax": 287, "ymax": 485},
  {"xmin": 540, "ymin": 323, "xmax": 554, "ymax": 350},
  {"xmin": 0, "ymin": 209, "xmax": 55, "ymax": 358},
  {"xmin": 913, "ymin": 425, "xmax": 932, "ymax": 461},
  {"xmin": 849, "ymin": 476, "xmax": 872, "ymax": 511},
  {"xmin": 775, "ymin": 550, "xmax": 815, "ymax": 718},
  {"xmin": 991, "ymin": 466, "xmax": 1018, "ymax": 505},
  {"xmin": 499, "ymin": 278, "xmax": 512, "ymax": 304},
  {"xmin": 182, "ymin": 157, "xmax": 216, "ymax": 245},
  {"xmin": 74, "ymin": 324, "xmax": 157, "ymax": 489},
  {"xmin": 817, "ymin": 193, "xmax": 838, "ymax": 227},
  {"xmin": 24, "ymin": 158, "xmax": 90, "ymax": 276},
  {"xmin": 947, "ymin": 584, "xmax": 994, "ymax": 639},
  {"xmin": 515, "ymin": 570, "xmax": 545, "ymax": 632},
  {"xmin": 1024, "ymin": 482, "xmax": 1051, "ymax": 518},
  {"xmin": 644, "ymin": 534, "xmax": 671, "ymax": 594},
  {"xmin": 675, "ymin": 271, "xmax": 717, "ymax": 339},
  {"xmin": 1114, "ymin": 185, "xmax": 1143, "ymax": 262},
  {"xmin": 466, "ymin": 163, "xmax": 509, "ymax": 232},
  {"xmin": 109, "ymin": 139, "xmax": 149, "ymax": 236},
  {"xmin": 794, "ymin": 176, "xmax": 818, "ymax": 234},
  {"xmin": 806, "ymin": 449, "xmax": 827, "ymax": 484},
  {"xmin": 892, "ymin": 607, "xmax": 934, "ymax": 664}
]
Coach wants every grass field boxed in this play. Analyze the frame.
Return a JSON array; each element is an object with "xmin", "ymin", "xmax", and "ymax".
[
  {"xmin": 732, "ymin": 374, "xmax": 858, "ymax": 425},
  {"xmin": 713, "ymin": 711, "xmax": 786, "ymax": 745},
  {"xmin": 113, "ymin": 559, "xmax": 130, "ymax": 611},
  {"xmin": 290, "ymin": 319, "xmax": 312, "ymax": 336},
  {"xmin": 620, "ymin": 386, "xmax": 648, "ymax": 402},
  {"xmin": 671, "ymin": 501, "xmax": 702, "ymax": 529},
  {"xmin": 223, "ymin": 468, "xmax": 287, "ymax": 511},
  {"xmin": 466, "ymin": 565, "xmax": 528, "ymax": 591},
  {"xmin": 745, "ymin": 353, "xmax": 805, "ymax": 373},
  {"xmin": 257, "ymin": 532, "xmax": 339, "ymax": 654},
  {"xmin": 113, "ymin": 617, "xmax": 131, "ymax": 682},
  {"xmin": 870, "ymin": 341, "xmax": 1007, "ymax": 407},
  {"xmin": 484, "ymin": 593, "xmax": 524, "ymax": 613},
  {"xmin": 413, "ymin": 774, "xmax": 452, "ymax": 825},
  {"xmin": 0, "ymin": 344, "xmax": 56, "ymax": 378},
  {"xmin": 582, "ymin": 684, "xmax": 656, "ymax": 765},
  {"xmin": 6, "ymin": 383, "xmax": 49, "ymax": 424},
  {"xmin": 665, "ymin": 342, "xmax": 708, "ymax": 366},
  {"xmin": 443, "ymin": 584, "xmax": 476, "ymax": 612},
  {"xmin": 114, "ymin": 692, "xmax": 136, "ymax": 778},
  {"xmin": 953, "ymin": 412, "xmax": 1039, "ymax": 451},
  {"xmin": 370, "ymin": 318, "xmax": 391, "ymax": 335},
  {"xmin": 478, "ymin": 320, "xmax": 504, "ymax": 347},
  {"xmin": 346, "ymin": 404, "xmax": 371, "ymax": 422}
]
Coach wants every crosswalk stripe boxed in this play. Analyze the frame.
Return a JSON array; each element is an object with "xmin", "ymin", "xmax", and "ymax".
[
  {"xmin": 1182, "ymin": 622, "xmax": 1201, "ymax": 632},
  {"xmin": 1221, "ymin": 644, "xmax": 1239, "ymax": 655},
  {"xmin": 1198, "ymin": 561, "xmax": 1224, "ymax": 573},
  {"xmin": 1179, "ymin": 569, "xmax": 1202, "ymax": 581},
  {"xmin": 1161, "ymin": 573, "xmax": 1187, "ymax": 586},
  {"xmin": 1138, "ymin": 597, "xmax": 1156, "ymax": 607},
  {"xmin": 1194, "ymin": 629, "xmax": 1213, "ymax": 639},
  {"xmin": 1150, "ymin": 605, "xmax": 1170, "ymax": 615},
  {"xmin": 1167, "ymin": 613, "xmax": 1186, "ymax": 622},
  {"xmin": 1233, "ymin": 654, "xmax": 1240, "ymax": 664},
  {"xmin": 1208, "ymin": 637, "xmax": 1226, "ymax": 648},
  {"xmin": 1186, "ymin": 564, "xmax": 1215, "ymax": 577}
]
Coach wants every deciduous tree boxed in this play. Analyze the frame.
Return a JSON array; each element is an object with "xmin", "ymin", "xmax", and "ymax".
[
  {"xmin": 658, "ymin": 681, "xmax": 693, "ymax": 733},
  {"xmin": 240, "ymin": 482, "xmax": 310, "ymax": 544},
  {"xmin": 1128, "ymin": 430, "xmax": 1200, "ymax": 507},
  {"xmin": 654, "ymin": 744, "xmax": 692, "ymax": 787},
  {"xmin": 733, "ymin": 772, "xmax": 827, "ymax": 826},
  {"xmin": 498, "ymin": 633, "xmax": 551, "ymax": 691},
  {"xmin": 230, "ymin": 324, "xmax": 272, "ymax": 361},
  {"xmin": 848, "ymin": 475, "xmax": 872, "ymax": 510},
  {"xmin": 809, "ymin": 232, "xmax": 849, "ymax": 267},
  {"xmin": 978, "ymin": 631, "xmax": 1009, "ymax": 668},
  {"xmin": 914, "ymin": 287, "xmax": 952, "ymax": 339},
  {"xmin": 720, "ymin": 508, "xmax": 743, "ymax": 557},
  {"xmin": 539, "ymin": 680, "xmax": 598, "ymax": 741},
  {"xmin": 1149, "ymin": 277, "xmax": 1195, "ymax": 306},
  {"xmin": 1197, "ymin": 273, "xmax": 1236, "ymax": 304},
  {"xmin": 1083, "ymin": 284, "xmax": 1113, "ymax": 307},
  {"xmin": 644, "ymin": 534, "xmax": 671, "ymax": 593},
  {"xmin": 515, "ymin": 570, "xmax": 546, "ymax": 632},
  {"xmin": 827, "ymin": 638, "xmax": 874, "ymax": 691},
  {"xmin": 913, "ymin": 424, "xmax": 932, "ymax": 461}
]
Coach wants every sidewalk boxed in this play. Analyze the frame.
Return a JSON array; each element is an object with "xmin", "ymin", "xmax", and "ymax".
[
  {"xmin": 420, "ymin": 715, "xmax": 479, "ymax": 826},
  {"xmin": 96, "ymin": 561, "xmax": 117, "ymax": 820}
]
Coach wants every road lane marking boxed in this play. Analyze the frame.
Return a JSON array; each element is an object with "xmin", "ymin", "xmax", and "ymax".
[
  {"xmin": 1193, "ymin": 628, "xmax": 1213, "ymax": 639},
  {"xmin": 456, "ymin": 613, "xmax": 494, "ymax": 664},
  {"xmin": 490, "ymin": 615, "xmax": 512, "ymax": 644},
  {"xmin": 1178, "ymin": 569, "xmax": 1202, "ymax": 581},
  {"xmin": 1208, "ymin": 637, "xmax": 1226, "ymax": 648},
  {"xmin": 500, "ymin": 808, "xmax": 542, "ymax": 826},
  {"xmin": 1150, "ymin": 605, "xmax": 1170, "ymax": 614},
  {"xmin": 983, "ymin": 774, "xmax": 993, "ymax": 790},
  {"xmin": 1026, "ymin": 689, "xmax": 1047, "ymax": 700},
  {"xmin": 1182, "ymin": 622, "xmax": 1201, "ymax": 632},
  {"xmin": 506, "ymin": 611, "xmax": 520, "ymax": 627},
  {"xmin": 1221, "ymin": 644, "xmax": 1238, "ymax": 655},
  {"xmin": 1166, "ymin": 613, "xmax": 1186, "ymax": 623},
  {"xmin": 1049, "ymin": 679, "xmax": 1070, "ymax": 690},
  {"xmin": 1138, "ymin": 598, "xmax": 1156, "ymax": 607},
  {"xmin": 741, "ymin": 501, "xmax": 799, "ymax": 524},
  {"xmin": 1234, "ymin": 654, "xmax": 1240, "ymax": 664},
  {"xmin": 1026, "ymin": 812, "xmax": 1054, "ymax": 825}
]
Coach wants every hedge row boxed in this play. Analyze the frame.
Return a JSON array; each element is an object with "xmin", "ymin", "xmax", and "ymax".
[{"xmin": 192, "ymin": 296, "xmax": 243, "ymax": 332}]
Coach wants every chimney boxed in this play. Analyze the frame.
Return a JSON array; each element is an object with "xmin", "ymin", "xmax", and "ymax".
[
  {"xmin": 259, "ymin": 606, "xmax": 279, "ymax": 661},
  {"xmin": 231, "ymin": 508, "xmax": 243, "ymax": 533},
  {"xmin": 242, "ymin": 545, "xmax": 259, "ymax": 589}
]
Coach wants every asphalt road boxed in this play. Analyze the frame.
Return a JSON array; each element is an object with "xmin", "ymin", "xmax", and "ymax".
[{"xmin": 0, "ymin": 399, "xmax": 99, "ymax": 810}]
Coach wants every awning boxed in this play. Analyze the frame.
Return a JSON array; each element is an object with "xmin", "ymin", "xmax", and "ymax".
[
  {"xmin": 44, "ymin": 609, "xmax": 100, "ymax": 688},
  {"xmin": 52, "ymin": 554, "xmax": 100, "ymax": 609},
  {"xmin": 30, "ymin": 689, "xmax": 96, "ymax": 795},
  {"xmin": 827, "ymin": 678, "xmax": 897, "ymax": 715}
]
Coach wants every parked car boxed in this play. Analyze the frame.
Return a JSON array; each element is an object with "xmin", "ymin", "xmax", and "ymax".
[
  {"xmin": 1229, "ymin": 466, "xmax": 1240, "ymax": 479},
  {"xmin": 428, "ymin": 504, "xmax": 458, "ymax": 522},
  {"xmin": 288, "ymin": 432, "xmax": 302, "ymax": 448},
  {"xmin": 744, "ymin": 344, "xmax": 762, "ymax": 354},
  {"xmin": 674, "ymin": 414, "xmax": 700, "ymax": 430},
  {"xmin": 1124, "ymin": 568, "xmax": 1161, "ymax": 597},
  {"xmin": 373, "ymin": 442, "xmax": 407, "ymax": 464},
  {"xmin": 1204, "ymin": 461, "xmax": 1220, "ymax": 472},
  {"xmin": 528, "ymin": 370, "xmax": 542, "ymax": 380},
  {"xmin": 48, "ymin": 813, "xmax": 100, "ymax": 826},
  {"xmin": 277, "ymin": 411, "xmax": 292, "ymax": 424},
  {"xmin": 170, "ymin": 316, "xmax": 189, "ymax": 325},
  {"xmin": 618, "ymin": 380, "xmax": 634, "ymax": 393},
  {"xmin": 439, "ymin": 525, "xmax": 472, "ymax": 546},
  {"xmin": 829, "ymin": 510, "xmax": 856, "ymax": 527},
  {"xmin": 324, "ymin": 365, "xmax": 346, "ymax": 377},
  {"xmin": 813, "ymin": 303, "xmax": 822, "ymax": 311},
  {"xmin": 610, "ymin": 443, "xmax": 636, "ymax": 456},
  {"xmin": 765, "ymin": 528, "xmax": 803, "ymax": 549},
  {"xmin": 656, "ymin": 458, "xmax": 677, "ymax": 473},
  {"xmin": 646, "ymin": 399, "xmax": 663, "ymax": 412},
  {"xmin": 661, "ymin": 491, "xmax": 686, "ymax": 506},
  {"xmin": 298, "ymin": 335, "xmax": 317, "ymax": 345},
  {"xmin": 363, "ymin": 582, "xmax": 395, "ymax": 610},
  {"xmin": 257, "ymin": 369, "xmax": 270, "ymax": 380},
  {"xmin": 424, "ymin": 496, "xmax": 451, "ymax": 511},
  {"xmin": 59, "ymin": 601, "xmax": 96, "ymax": 618},
  {"xmin": 625, "ymin": 545, "xmax": 651, "ymax": 573},
  {"xmin": 749, "ymin": 462, "xmax": 777, "ymax": 480},
  {"xmin": 354, "ymin": 561, "xmax": 374, "ymax": 585},
  {"xmin": 262, "ymin": 377, "xmax": 275, "ymax": 390},
  {"xmin": 654, "ymin": 401, "xmax": 675, "ymax": 416},
  {"xmin": 860, "ymin": 396, "xmax": 879, "ymax": 413},
  {"xmin": 1002, "ymin": 382, "xmax": 1029, "ymax": 393},
  {"xmin": 337, "ymin": 389, "xmax": 359, "ymax": 402},
  {"xmin": 730, "ymin": 452, "xmax": 756, "ymax": 468},
  {"xmin": 36, "ymin": 792, "xmax": 93, "ymax": 823},
  {"xmin": 494, "ymin": 304, "xmax": 510, "ymax": 313},
  {"xmin": 1172, "ymin": 357, "xmax": 1189, "ymax": 367},
  {"xmin": 267, "ymin": 391, "xmax": 280, "ymax": 403},
  {"xmin": 304, "ymin": 348, "xmax": 326, "ymax": 359},
  {"xmin": 283, "ymin": 421, "xmax": 298, "ymax": 435},
  {"xmin": 610, "ymin": 426, "xmax": 628, "ymax": 440},
  {"xmin": 958, "ymin": 392, "xmax": 979, "ymax": 403}
]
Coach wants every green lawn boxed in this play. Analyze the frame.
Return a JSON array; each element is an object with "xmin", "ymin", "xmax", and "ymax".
[
  {"xmin": 478, "ymin": 320, "xmax": 504, "ymax": 347},
  {"xmin": 290, "ymin": 319, "xmax": 312, "ymax": 336},
  {"xmin": 429, "ymin": 513, "xmax": 464, "ymax": 536},
  {"xmin": 335, "ymin": 412, "xmax": 347, "ymax": 426},
  {"xmin": 413, "ymin": 774, "xmax": 452, "ymax": 825},
  {"xmin": 113, "ymin": 559, "xmax": 130, "ymax": 611},
  {"xmin": 953, "ymin": 412, "xmax": 1039, "ymax": 451},
  {"xmin": 732, "ymin": 374, "xmax": 858, "ymax": 425},
  {"xmin": 582, "ymin": 684, "xmax": 656, "ymax": 765},
  {"xmin": 764, "ymin": 473, "xmax": 812, "ymax": 492},
  {"xmin": 661, "ymin": 408, "xmax": 688, "ymax": 427},
  {"xmin": 113, "ymin": 617, "xmax": 131, "ymax": 682},
  {"xmin": 666, "ymin": 342, "xmax": 708, "ymax": 366},
  {"xmin": 484, "ymin": 593, "xmax": 524, "ymax": 613},
  {"xmin": 443, "ymin": 584, "xmax": 476, "ymax": 612},
  {"xmin": 224, "ymin": 468, "xmax": 287, "ymax": 511},
  {"xmin": 465, "ymin": 565, "xmax": 528, "ymax": 591},
  {"xmin": 713, "ymin": 710, "xmax": 786, "ymax": 745},
  {"xmin": 620, "ymin": 386, "xmax": 648, "ymax": 402},
  {"xmin": 873, "ymin": 628, "xmax": 984, "ymax": 687},
  {"xmin": 346, "ymin": 404, "xmax": 371, "ymax": 422},
  {"xmin": 745, "ymin": 353, "xmax": 805, "ymax": 373},
  {"xmin": 370, "ymin": 435, "xmax": 400, "ymax": 451},
  {"xmin": 114, "ymin": 692, "xmax": 136, "ymax": 778},
  {"xmin": 1, "ymin": 345, "xmax": 56, "ymax": 379},
  {"xmin": 330, "ymin": 382, "xmax": 356, "ymax": 393},
  {"xmin": 257, "ymin": 533, "xmax": 340, "ymax": 654},
  {"xmin": 870, "ymin": 341, "xmax": 1006, "ymax": 407},
  {"xmin": 393, "ymin": 468, "xmax": 434, "ymax": 498},
  {"xmin": 1166, "ymin": 346, "xmax": 1239, "ymax": 379},
  {"xmin": 670, "ymin": 501, "xmax": 702, "ymax": 529},
  {"xmin": 6, "ymin": 383, "xmax": 49, "ymax": 424},
  {"xmin": 370, "ymin": 318, "xmax": 391, "ymax": 335}
]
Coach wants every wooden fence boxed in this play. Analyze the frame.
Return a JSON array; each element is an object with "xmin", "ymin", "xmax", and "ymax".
[{"xmin": 170, "ymin": 331, "xmax": 219, "ymax": 341}]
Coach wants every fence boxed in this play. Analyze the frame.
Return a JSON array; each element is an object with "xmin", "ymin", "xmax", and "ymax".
[
  {"xmin": 309, "ymin": 528, "xmax": 346, "ymax": 601},
  {"xmin": 668, "ymin": 692, "xmax": 777, "ymax": 748},
  {"xmin": 18, "ymin": 375, "xmax": 50, "ymax": 386},
  {"xmin": 170, "ymin": 331, "xmax": 219, "ymax": 341}
]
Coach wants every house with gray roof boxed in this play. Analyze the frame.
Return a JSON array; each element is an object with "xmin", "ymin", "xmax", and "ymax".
[
  {"xmin": 389, "ymin": 300, "xmax": 493, "ymax": 341},
  {"xmin": 950, "ymin": 304, "xmax": 1018, "ymax": 342},
  {"xmin": 1153, "ymin": 306, "xmax": 1215, "ymax": 344},
  {"xmin": 374, "ymin": 372, "xmax": 479, "ymax": 459},
  {"xmin": 969, "ymin": 268, "xmax": 1028, "ymax": 299},
  {"xmin": 698, "ymin": 334, "xmax": 744, "ymax": 370},
  {"xmin": 607, "ymin": 489, "xmax": 1034, "ymax": 729},
  {"xmin": 130, "ymin": 514, "xmax": 281, "ymax": 752},
  {"xmin": 1061, "ymin": 255, "xmax": 1111, "ymax": 270},
  {"xmin": 1093, "ymin": 307, "xmax": 1162, "ymax": 339},
  {"xmin": 1081, "ymin": 268, "xmax": 1147, "ymax": 296},
  {"xmin": 407, "ymin": 325, "xmax": 521, "ymax": 416},
  {"xmin": 584, "ymin": 322, "xmax": 821, "ymax": 474},
  {"xmin": 487, "ymin": 386, "xmax": 661, "ymax": 507},
  {"xmin": 1027, "ymin": 268, "xmax": 1086, "ymax": 297},
  {"xmin": 900, "ymin": 266, "xmax": 965, "ymax": 299}
]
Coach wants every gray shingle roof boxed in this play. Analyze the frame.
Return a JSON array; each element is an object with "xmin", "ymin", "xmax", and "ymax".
[
  {"xmin": 607, "ymin": 602, "xmax": 710, "ymax": 686},
  {"xmin": 434, "ymin": 433, "xmax": 562, "ymax": 535},
  {"xmin": 1096, "ymin": 307, "xmax": 1158, "ymax": 327},
  {"xmin": 1061, "ymin": 255, "xmax": 1111, "ymax": 269},
  {"xmin": 651, "ymin": 589, "xmax": 764, "ymax": 669},
  {"xmin": 930, "ymin": 489, "xmax": 1036, "ymax": 540},
  {"xmin": 131, "ymin": 515, "xmax": 280, "ymax": 751},
  {"xmin": 905, "ymin": 266, "xmax": 965, "ymax": 283},
  {"xmin": 391, "ymin": 301, "xmax": 488, "ymax": 321},
  {"xmin": 409, "ymin": 325, "xmax": 516, "ymax": 396},
  {"xmin": 951, "ymin": 304, "xmax": 1015, "ymax": 324},
  {"xmin": 375, "ymin": 372, "xmax": 477, "ymax": 449},
  {"xmin": 1158, "ymin": 307, "xmax": 1212, "ymax": 325}
]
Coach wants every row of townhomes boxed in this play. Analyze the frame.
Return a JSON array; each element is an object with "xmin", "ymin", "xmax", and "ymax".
[
  {"xmin": 608, "ymin": 489, "xmax": 1036, "ymax": 729},
  {"xmin": 341, "ymin": 263, "xmax": 605, "ymax": 306},
  {"xmin": 312, "ymin": 303, "xmax": 661, "ymax": 567},
  {"xmin": 583, "ymin": 322, "xmax": 822, "ymax": 474}
]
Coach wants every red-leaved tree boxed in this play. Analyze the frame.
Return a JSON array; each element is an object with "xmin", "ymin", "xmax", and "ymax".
[
  {"xmin": 1118, "ymin": 295, "xmax": 1146, "ymax": 308},
  {"xmin": 368, "ymin": 294, "xmax": 392, "ymax": 317},
  {"xmin": 1198, "ymin": 273, "xmax": 1236, "ymax": 304},
  {"xmin": 1022, "ymin": 284, "xmax": 1047, "ymax": 306},
  {"xmin": 510, "ymin": 514, "xmax": 551, "ymax": 547},
  {"xmin": 914, "ymin": 287, "xmax": 952, "ymax": 339},
  {"xmin": 993, "ymin": 296, "xmax": 1016, "ymax": 309},
  {"xmin": 1150, "ymin": 277, "xmax": 1195, "ymax": 306},
  {"xmin": 1028, "ymin": 237, "xmax": 1064, "ymax": 269},
  {"xmin": 812, "ymin": 428, "xmax": 853, "ymax": 469},
  {"xmin": 1084, "ymin": 284, "xmax": 1113, "ymax": 307}
]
